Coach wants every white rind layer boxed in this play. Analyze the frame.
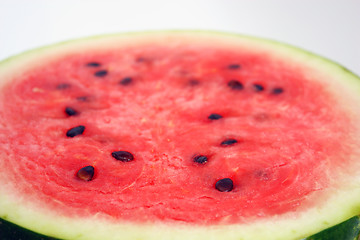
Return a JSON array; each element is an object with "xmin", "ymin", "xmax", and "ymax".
[{"xmin": 1, "ymin": 31, "xmax": 360, "ymax": 240}]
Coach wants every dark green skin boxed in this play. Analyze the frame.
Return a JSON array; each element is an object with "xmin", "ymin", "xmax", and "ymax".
[
  {"xmin": 1, "ymin": 216, "xmax": 359, "ymax": 240},
  {"xmin": 304, "ymin": 216, "xmax": 360, "ymax": 240},
  {"xmin": 0, "ymin": 219, "xmax": 59, "ymax": 240}
]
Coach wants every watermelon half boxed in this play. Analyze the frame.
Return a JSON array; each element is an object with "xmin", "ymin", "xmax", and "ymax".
[{"xmin": 1, "ymin": 31, "xmax": 360, "ymax": 240}]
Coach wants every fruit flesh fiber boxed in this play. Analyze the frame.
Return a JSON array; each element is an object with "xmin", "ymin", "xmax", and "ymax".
[
  {"xmin": 0, "ymin": 41, "xmax": 353, "ymax": 224},
  {"xmin": 1, "ymin": 32, "xmax": 360, "ymax": 240}
]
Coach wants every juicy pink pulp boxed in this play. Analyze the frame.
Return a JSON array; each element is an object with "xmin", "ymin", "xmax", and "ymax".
[{"xmin": 0, "ymin": 42, "xmax": 351, "ymax": 224}]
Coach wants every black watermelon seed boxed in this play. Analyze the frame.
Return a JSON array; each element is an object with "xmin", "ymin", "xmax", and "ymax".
[
  {"xmin": 111, "ymin": 151, "xmax": 134, "ymax": 162},
  {"xmin": 193, "ymin": 155, "xmax": 208, "ymax": 164},
  {"xmin": 221, "ymin": 139, "xmax": 238, "ymax": 146},
  {"xmin": 215, "ymin": 178, "xmax": 234, "ymax": 192},
  {"xmin": 227, "ymin": 80, "xmax": 244, "ymax": 90},
  {"xmin": 253, "ymin": 83, "xmax": 265, "ymax": 92},
  {"xmin": 228, "ymin": 64, "xmax": 241, "ymax": 69},
  {"xmin": 188, "ymin": 79, "xmax": 200, "ymax": 86},
  {"xmin": 86, "ymin": 62, "xmax": 101, "ymax": 67},
  {"xmin": 65, "ymin": 107, "xmax": 78, "ymax": 116},
  {"xmin": 94, "ymin": 70, "xmax": 108, "ymax": 77},
  {"xmin": 77, "ymin": 166, "xmax": 95, "ymax": 181},
  {"xmin": 56, "ymin": 83, "xmax": 71, "ymax": 90},
  {"xmin": 119, "ymin": 77, "xmax": 133, "ymax": 85},
  {"xmin": 208, "ymin": 113, "xmax": 223, "ymax": 120},
  {"xmin": 272, "ymin": 87, "xmax": 284, "ymax": 94},
  {"xmin": 66, "ymin": 125, "xmax": 85, "ymax": 138}
]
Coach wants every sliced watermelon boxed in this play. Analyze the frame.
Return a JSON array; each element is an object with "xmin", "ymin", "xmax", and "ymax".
[{"xmin": 1, "ymin": 31, "xmax": 360, "ymax": 240}]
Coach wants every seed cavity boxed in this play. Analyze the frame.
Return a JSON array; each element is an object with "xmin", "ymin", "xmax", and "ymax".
[
  {"xmin": 77, "ymin": 96, "xmax": 89, "ymax": 102},
  {"xmin": 56, "ymin": 83, "xmax": 71, "ymax": 90},
  {"xmin": 228, "ymin": 64, "xmax": 241, "ymax": 69},
  {"xmin": 136, "ymin": 57, "xmax": 146, "ymax": 62},
  {"xmin": 254, "ymin": 170, "xmax": 271, "ymax": 181},
  {"xmin": 208, "ymin": 113, "xmax": 223, "ymax": 120},
  {"xmin": 253, "ymin": 83, "xmax": 265, "ymax": 92},
  {"xmin": 193, "ymin": 155, "xmax": 208, "ymax": 164},
  {"xmin": 227, "ymin": 80, "xmax": 243, "ymax": 90},
  {"xmin": 66, "ymin": 125, "xmax": 85, "ymax": 138},
  {"xmin": 119, "ymin": 77, "xmax": 133, "ymax": 86},
  {"xmin": 77, "ymin": 166, "xmax": 95, "ymax": 181},
  {"xmin": 86, "ymin": 62, "xmax": 101, "ymax": 67},
  {"xmin": 188, "ymin": 79, "xmax": 200, "ymax": 86},
  {"xmin": 215, "ymin": 178, "xmax": 234, "ymax": 192},
  {"xmin": 111, "ymin": 151, "xmax": 134, "ymax": 162},
  {"xmin": 94, "ymin": 70, "xmax": 108, "ymax": 77},
  {"xmin": 272, "ymin": 87, "xmax": 284, "ymax": 95},
  {"xmin": 253, "ymin": 113, "xmax": 269, "ymax": 121},
  {"xmin": 136, "ymin": 57, "xmax": 149, "ymax": 62},
  {"xmin": 65, "ymin": 107, "xmax": 78, "ymax": 116},
  {"xmin": 221, "ymin": 139, "xmax": 238, "ymax": 146}
]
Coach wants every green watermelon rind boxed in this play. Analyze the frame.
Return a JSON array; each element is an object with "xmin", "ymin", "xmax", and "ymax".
[
  {"xmin": 1, "ymin": 216, "xmax": 360, "ymax": 240},
  {"xmin": 304, "ymin": 215, "xmax": 360, "ymax": 240},
  {"xmin": 1, "ymin": 31, "xmax": 360, "ymax": 240}
]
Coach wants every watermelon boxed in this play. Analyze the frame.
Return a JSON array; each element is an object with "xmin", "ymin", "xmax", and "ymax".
[{"xmin": 1, "ymin": 31, "xmax": 360, "ymax": 240}]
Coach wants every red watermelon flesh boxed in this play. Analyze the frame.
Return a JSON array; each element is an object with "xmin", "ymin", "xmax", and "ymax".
[{"xmin": 1, "ymin": 32, "xmax": 360, "ymax": 240}]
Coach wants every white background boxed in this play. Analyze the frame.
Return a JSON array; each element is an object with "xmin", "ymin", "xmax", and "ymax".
[{"xmin": 0, "ymin": 0, "xmax": 359, "ymax": 76}]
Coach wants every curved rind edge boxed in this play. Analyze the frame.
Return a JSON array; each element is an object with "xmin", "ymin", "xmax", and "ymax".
[
  {"xmin": 304, "ymin": 215, "xmax": 360, "ymax": 240},
  {"xmin": 1, "ymin": 30, "xmax": 360, "ymax": 240},
  {"xmin": 1, "ymin": 215, "xmax": 359, "ymax": 240}
]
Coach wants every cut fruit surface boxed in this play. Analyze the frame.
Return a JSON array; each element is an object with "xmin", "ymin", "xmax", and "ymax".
[{"xmin": 1, "ymin": 31, "xmax": 360, "ymax": 240}]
